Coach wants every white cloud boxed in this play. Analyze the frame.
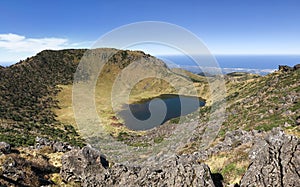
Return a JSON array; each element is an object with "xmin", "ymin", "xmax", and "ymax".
[
  {"xmin": 0, "ymin": 33, "xmax": 68, "ymax": 53},
  {"xmin": 0, "ymin": 33, "xmax": 25, "ymax": 41},
  {"xmin": 0, "ymin": 33, "xmax": 94, "ymax": 65}
]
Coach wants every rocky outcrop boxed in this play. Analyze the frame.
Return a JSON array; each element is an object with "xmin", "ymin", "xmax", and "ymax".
[
  {"xmin": 35, "ymin": 136, "xmax": 74, "ymax": 152},
  {"xmin": 61, "ymin": 146, "xmax": 216, "ymax": 187},
  {"xmin": 107, "ymin": 156, "xmax": 214, "ymax": 187},
  {"xmin": 279, "ymin": 65, "xmax": 293, "ymax": 72},
  {"xmin": 240, "ymin": 128, "xmax": 300, "ymax": 187},
  {"xmin": 279, "ymin": 64, "xmax": 300, "ymax": 72},
  {"xmin": 60, "ymin": 129, "xmax": 300, "ymax": 186},
  {"xmin": 60, "ymin": 145, "xmax": 108, "ymax": 185}
]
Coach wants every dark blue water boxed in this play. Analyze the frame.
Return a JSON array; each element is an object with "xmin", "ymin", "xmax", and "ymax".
[
  {"xmin": 158, "ymin": 55, "xmax": 300, "ymax": 75},
  {"xmin": 118, "ymin": 94, "xmax": 205, "ymax": 131},
  {"xmin": 215, "ymin": 55, "xmax": 300, "ymax": 69}
]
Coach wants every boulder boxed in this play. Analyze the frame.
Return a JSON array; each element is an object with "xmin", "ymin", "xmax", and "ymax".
[
  {"xmin": 52, "ymin": 141, "xmax": 72, "ymax": 152},
  {"xmin": 0, "ymin": 142, "xmax": 11, "ymax": 154},
  {"xmin": 240, "ymin": 128, "xmax": 300, "ymax": 187},
  {"xmin": 60, "ymin": 145, "xmax": 109, "ymax": 185}
]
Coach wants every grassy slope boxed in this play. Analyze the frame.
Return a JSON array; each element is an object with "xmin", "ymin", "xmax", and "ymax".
[
  {"xmin": 0, "ymin": 49, "xmax": 87, "ymax": 146},
  {"xmin": 222, "ymin": 69, "xmax": 299, "ymax": 134},
  {"xmin": 169, "ymin": 69, "xmax": 299, "ymax": 184}
]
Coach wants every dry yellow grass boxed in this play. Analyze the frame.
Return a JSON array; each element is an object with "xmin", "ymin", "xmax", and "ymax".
[
  {"xmin": 53, "ymin": 65, "xmax": 211, "ymax": 137},
  {"xmin": 204, "ymin": 144, "xmax": 251, "ymax": 185}
]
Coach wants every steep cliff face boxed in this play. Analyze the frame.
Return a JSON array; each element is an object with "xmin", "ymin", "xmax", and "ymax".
[{"xmin": 240, "ymin": 128, "xmax": 300, "ymax": 187}]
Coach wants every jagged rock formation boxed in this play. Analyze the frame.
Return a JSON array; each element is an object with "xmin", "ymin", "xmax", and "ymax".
[
  {"xmin": 60, "ymin": 128, "xmax": 300, "ymax": 186},
  {"xmin": 61, "ymin": 146, "xmax": 215, "ymax": 187},
  {"xmin": 240, "ymin": 128, "xmax": 300, "ymax": 187}
]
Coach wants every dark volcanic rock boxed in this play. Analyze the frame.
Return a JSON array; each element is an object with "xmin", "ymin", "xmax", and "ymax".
[
  {"xmin": 240, "ymin": 128, "xmax": 300, "ymax": 187},
  {"xmin": 279, "ymin": 65, "xmax": 293, "ymax": 72},
  {"xmin": 61, "ymin": 146, "xmax": 215, "ymax": 187},
  {"xmin": 127, "ymin": 155, "xmax": 215, "ymax": 187},
  {"xmin": 294, "ymin": 64, "xmax": 300, "ymax": 70},
  {"xmin": 0, "ymin": 142, "xmax": 11, "ymax": 154},
  {"xmin": 279, "ymin": 64, "xmax": 300, "ymax": 72}
]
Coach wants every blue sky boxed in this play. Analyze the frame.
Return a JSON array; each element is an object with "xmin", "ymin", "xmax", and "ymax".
[{"xmin": 0, "ymin": 0, "xmax": 300, "ymax": 65}]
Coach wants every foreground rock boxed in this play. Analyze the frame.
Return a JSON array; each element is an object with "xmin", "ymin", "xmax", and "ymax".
[
  {"xmin": 61, "ymin": 146, "xmax": 215, "ymax": 186},
  {"xmin": 60, "ymin": 128, "xmax": 300, "ymax": 186},
  {"xmin": 240, "ymin": 128, "xmax": 300, "ymax": 186}
]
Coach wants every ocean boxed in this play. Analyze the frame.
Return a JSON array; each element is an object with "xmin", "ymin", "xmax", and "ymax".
[
  {"xmin": 2, "ymin": 55, "xmax": 300, "ymax": 75},
  {"xmin": 158, "ymin": 55, "xmax": 300, "ymax": 75}
]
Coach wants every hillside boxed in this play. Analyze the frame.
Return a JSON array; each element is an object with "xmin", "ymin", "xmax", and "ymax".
[
  {"xmin": 223, "ymin": 67, "xmax": 299, "ymax": 133},
  {"xmin": 179, "ymin": 65, "xmax": 300, "ymax": 184},
  {"xmin": 0, "ymin": 48, "xmax": 195, "ymax": 146},
  {"xmin": 0, "ymin": 49, "xmax": 299, "ymax": 186},
  {"xmin": 55, "ymin": 49, "xmax": 197, "ymax": 137},
  {"xmin": 0, "ymin": 49, "xmax": 87, "ymax": 146}
]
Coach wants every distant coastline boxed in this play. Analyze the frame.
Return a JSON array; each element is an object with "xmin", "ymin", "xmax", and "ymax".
[
  {"xmin": 159, "ymin": 54, "xmax": 300, "ymax": 75},
  {"xmin": 2, "ymin": 54, "xmax": 300, "ymax": 75}
]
